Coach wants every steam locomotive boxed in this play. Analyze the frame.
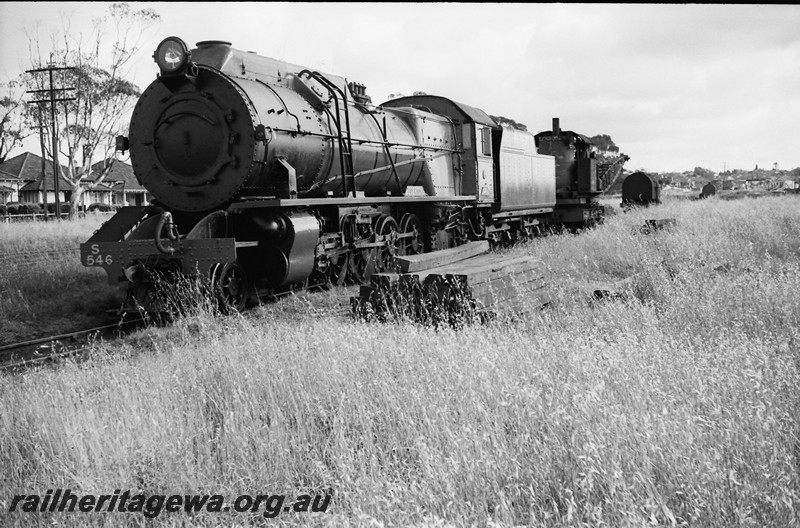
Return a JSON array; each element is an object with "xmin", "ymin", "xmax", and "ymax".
[{"xmin": 81, "ymin": 37, "xmax": 627, "ymax": 311}]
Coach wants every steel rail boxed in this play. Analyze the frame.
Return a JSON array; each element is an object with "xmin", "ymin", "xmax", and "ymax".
[{"xmin": 0, "ymin": 317, "xmax": 147, "ymax": 371}]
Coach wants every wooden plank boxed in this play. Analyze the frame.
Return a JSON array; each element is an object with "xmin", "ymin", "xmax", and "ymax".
[
  {"xmin": 422, "ymin": 253, "xmax": 516, "ymax": 278},
  {"xmin": 498, "ymin": 295, "xmax": 551, "ymax": 315},
  {"xmin": 471, "ymin": 274, "xmax": 546, "ymax": 300},
  {"xmin": 419, "ymin": 261, "xmax": 542, "ymax": 299},
  {"xmin": 477, "ymin": 271, "xmax": 547, "ymax": 291},
  {"xmin": 473, "ymin": 281, "xmax": 546, "ymax": 309},
  {"xmin": 442, "ymin": 258, "xmax": 543, "ymax": 286},
  {"xmin": 354, "ymin": 246, "xmax": 551, "ymax": 325},
  {"xmin": 435, "ymin": 252, "xmax": 512, "ymax": 270},
  {"xmin": 477, "ymin": 285, "xmax": 551, "ymax": 313},
  {"xmin": 476, "ymin": 267, "xmax": 545, "ymax": 286},
  {"xmin": 393, "ymin": 241, "xmax": 490, "ymax": 272}
]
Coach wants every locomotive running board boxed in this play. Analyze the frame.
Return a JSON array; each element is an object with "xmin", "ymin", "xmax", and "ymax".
[{"xmin": 228, "ymin": 195, "xmax": 477, "ymax": 209}]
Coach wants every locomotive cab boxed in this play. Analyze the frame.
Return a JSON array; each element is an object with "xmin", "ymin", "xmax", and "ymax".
[
  {"xmin": 534, "ymin": 118, "xmax": 607, "ymax": 226},
  {"xmin": 534, "ymin": 118, "xmax": 600, "ymax": 198},
  {"xmin": 381, "ymin": 95, "xmax": 497, "ymax": 201}
]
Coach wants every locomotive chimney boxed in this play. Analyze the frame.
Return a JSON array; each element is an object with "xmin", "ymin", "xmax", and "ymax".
[{"xmin": 553, "ymin": 118, "xmax": 560, "ymax": 135}]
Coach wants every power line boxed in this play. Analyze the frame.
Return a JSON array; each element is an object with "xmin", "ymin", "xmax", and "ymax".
[{"xmin": 25, "ymin": 62, "xmax": 76, "ymax": 221}]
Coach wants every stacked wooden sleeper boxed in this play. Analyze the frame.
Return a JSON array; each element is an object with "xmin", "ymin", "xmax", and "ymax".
[{"xmin": 351, "ymin": 241, "xmax": 550, "ymax": 325}]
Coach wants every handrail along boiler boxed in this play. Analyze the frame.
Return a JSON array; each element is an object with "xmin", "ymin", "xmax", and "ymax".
[{"xmin": 81, "ymin": 36, "xmax": 627, "ymax": 311}]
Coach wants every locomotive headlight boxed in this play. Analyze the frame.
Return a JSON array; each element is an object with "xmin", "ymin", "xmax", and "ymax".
[{"xmin": 154, "ymin": 37, "xmax": 190, "ymax": 75}]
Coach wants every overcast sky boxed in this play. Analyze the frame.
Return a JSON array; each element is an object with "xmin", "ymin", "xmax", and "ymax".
[{"xmin": 1, "ymin": 2, "xmax": 799, "ymax": 173}]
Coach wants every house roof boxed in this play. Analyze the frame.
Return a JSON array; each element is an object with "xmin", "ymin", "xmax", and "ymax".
[
  {"xmin": 0, "ymin": 169, "xmax": 21, "ymax": 182},
  {"xmin": 0, "ymin": 152, "xmax": 68, "ymax": 183},
  {"xmin": 19, "ymin": 173, "xmax": 74, "ymax": 192},
  {"xmin": 108, "ymin": 181, "xmax": 147, "ymax": 193},
  {"xmin": 0, "ymin": 185, "xmax": 15, "ymax": 193},
  {"xmin": 1, "ymin": 152, "xmax": 144, "ymax": 192},
  {"xmin": 90, "ymin": 159, "xmax": 144, "ymax": 190},
  {"xmin": 2, "ymin": 152, "xmax": 74, "ymax": 191}
]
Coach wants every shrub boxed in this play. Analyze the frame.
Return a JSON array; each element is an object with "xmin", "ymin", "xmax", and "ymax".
[
  {"xmin": 15, "ymin": 203, "xmax": 44, "ymax": 215},
  {"xmin": 44, "ymin": 202, "xmax": 73, "ymax": 215},
  {"xmin": 87, "ymin": 203, "xmax": 115, "ymax": 212}
]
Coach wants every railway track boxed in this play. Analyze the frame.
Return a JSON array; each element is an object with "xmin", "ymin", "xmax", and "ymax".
[
  {"xmin": 0, "ymin": 317, "xmax": 146, "ymax": 372},
  {"xmin": 0, "ymin": 275, "xmax": 352, "ymax": 374}
]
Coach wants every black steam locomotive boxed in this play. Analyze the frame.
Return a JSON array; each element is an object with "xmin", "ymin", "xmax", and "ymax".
[{"xmin": 81, "ymin": 37, "xmax": 627, "ymax": 311}]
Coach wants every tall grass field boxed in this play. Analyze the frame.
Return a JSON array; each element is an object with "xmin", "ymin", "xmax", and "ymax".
[
  {"xmin": 1, "ymin": 196, "xmax": 799, "ymax": 527},
  {"xmin": 0, "ymin": 215, "xmax": 120, "ymax": 344}
]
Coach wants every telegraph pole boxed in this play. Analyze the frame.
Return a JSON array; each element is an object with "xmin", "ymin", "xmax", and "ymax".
[
  {"xmin": 26, "ymin": 61, "xmax": 75, "ymax": 220},
  {"xmin": 37, "ymin": 119, "xmax": 47, "ymax": 214}
]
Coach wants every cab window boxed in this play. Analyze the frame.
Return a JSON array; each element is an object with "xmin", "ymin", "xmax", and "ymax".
[{"xmin": 479, "ymin": 127, "xmax": 492, "ymax": 156}]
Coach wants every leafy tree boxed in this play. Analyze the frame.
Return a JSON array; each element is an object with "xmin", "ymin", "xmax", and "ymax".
[
  {"xmin": 23, "ymin": 2, "xmax": 159, "ymax": 217},
  {"xmin": 490, "ymin": 115, "xmax": 527, "ymax": 131},
  {"xmin": 693, "ymin": 166, "xmax": 716, "ymax": 179},
  {"xmin": 0, "ymin": 81, "xmax": 30, "ymax": 163},
  {"xmin": 589, "ymin": 134, "xmax": 618, "ymax": 153}
]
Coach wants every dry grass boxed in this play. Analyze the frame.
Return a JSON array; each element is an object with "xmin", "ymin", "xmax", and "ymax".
[
  {"xmin": 0, "ymin": 215, "xmax": 121, "ymax": 344},
  {"xmin": 0, "ymin": 196, "xmax": 798, "ymax": 526}
]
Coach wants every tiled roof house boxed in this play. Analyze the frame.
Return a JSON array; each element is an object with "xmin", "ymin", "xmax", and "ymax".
[
  {"xmin": 90, "ymin": 159, "xmax": 150, "ymax": 206},
  {"xmin": 0, "ymin": 152, "xmax": 149, "ymax": 207}
]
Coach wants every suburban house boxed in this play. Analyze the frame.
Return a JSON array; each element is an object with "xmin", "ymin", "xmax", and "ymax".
[
  {"xmin": 90, "ymin": 159, "xmax": 150, "ymax": 206},
  {"xmin": 0, "ymin": 169, "xmax": 23, "ymax": 204},
  {"xmin": 1, "ymin": 152, "xmax": 73, "ymax": 205},
  {"xmin": 0, "ymin": 152, "xmax": 149, "ymax": 209}
]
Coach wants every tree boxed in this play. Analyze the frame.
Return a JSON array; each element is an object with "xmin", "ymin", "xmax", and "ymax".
[
  {"xmin": 693, "ymin": 166, "xmax": 716, "ymax": 179},
  {"xmin": 0, "ymin": 81, "xmax": 30, "ymax": 163},
  {"xmin": 490, "ymin": 115, "xmax": 527, "ymax": 131},
  {"xmin": 588, "ymin": 134, "xmax": 618, "ymax": 153},
  {"xmin": 23, "ymin": 2, "xmax": 159, "ymax": 217}
]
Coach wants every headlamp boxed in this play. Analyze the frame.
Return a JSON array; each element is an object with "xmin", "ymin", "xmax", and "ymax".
[{"xmin": 154, "ymin": 37, "xmax": 191, "ymax": 75}]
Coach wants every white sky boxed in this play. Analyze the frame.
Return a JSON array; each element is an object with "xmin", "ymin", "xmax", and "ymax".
[{"xmin": 1, "ymin": 2, "xmax": 799, "ymax": 173}]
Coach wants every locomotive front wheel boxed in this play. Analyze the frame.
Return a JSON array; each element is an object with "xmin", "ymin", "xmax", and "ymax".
[
  {"xmin": 375, "ymin": 215, "xmax": 400, "ymax": 271},
  {"xmin": 210, "ymin": 261, "xmax": 249, "ymax": 312},
  {"xmin": 399, "ymin": 213, "xmax": 424, "ymax": 255}
]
